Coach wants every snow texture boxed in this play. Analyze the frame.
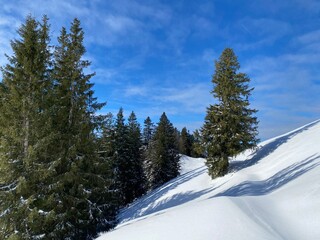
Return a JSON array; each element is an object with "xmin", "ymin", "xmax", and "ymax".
[{"xmin": 97, "ymin": 120, "xmax": 320, "ymax": 240}]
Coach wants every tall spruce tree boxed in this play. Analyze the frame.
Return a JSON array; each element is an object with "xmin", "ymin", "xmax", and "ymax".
[
  {"xmin": 99, "ymin": 113, "xmax": 115, "ymax": 164},
  {"xmin": 0, "ymin": 16, "xmax": 117, "ymax": 239},
  {"xmin": 0, "ymin": 15, "xmax": 54, "ymax": 239},
  {"xmin": 112, "ymin": 108, "xmax": 131, "ymax": 206},
  {"xmin": 48, "ymin": 18, "xmax": 116, "ymax": 238},
  {"xmin": 112, "ymin": 108, "xmax": 129, "ymax": 206},
  {"xmin": 146, "ymin": 113, "xmax": 180, "ymax": 189},
  {"xmin": 202, "ymin": 48, "xmax": 259, "ymax": 178},
  {"xmin": 179, "ymin": 127, "xmax": 193, "ymax": 156},
  {"xmin": 127, "ymin": 111, "xmax": 146, "ymax": 200},
  {"xmin": 112, "ymin": 109, "xmax": 147, "ymax": 206},
  {"xmin": 141, "ymin": 116, "xmax": 154, "ymax": 190},
  {"xmin": 142, "ymin": 116, "xmax": 154, "ymax": 148}
]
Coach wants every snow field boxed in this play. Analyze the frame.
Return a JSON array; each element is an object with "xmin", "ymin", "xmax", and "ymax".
[{"xmin": 97, "ymin": 120, "xmax": 320, "ymax": 240}]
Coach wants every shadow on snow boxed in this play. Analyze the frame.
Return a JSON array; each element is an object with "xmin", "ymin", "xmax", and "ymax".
[
  {"xmin": 229, "ymin": 120, "xmax": 320, "ymax": 172},
  {"xmin": 215, "ymin": 154, "xmax": 319, "ymax": 197},
  {"xmin": 117, "ymin": 120, "xmax": 320, "ymax": 226},
  {"xmin": 119, "ymin": 165, "xmax": 207, "ymax": 223}
]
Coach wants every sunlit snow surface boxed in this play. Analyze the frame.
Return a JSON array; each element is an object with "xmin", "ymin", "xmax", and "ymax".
[{"xmin": 97, "ymin": 120, "xmax": 320, "ymax": 240}]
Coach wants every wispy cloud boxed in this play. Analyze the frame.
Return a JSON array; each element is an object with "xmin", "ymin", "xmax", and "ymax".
[
  {"xmin": 236, "ymin": 18, "xmax": 292, "ymax": 50},
  {"xmin": 296, "ymin": 29, "xmax": 320, "ymax": 45},
  {"xmin": 1, "ymin": 0, "xmax": 319, "ymax": 140},
  {"xmin": 243, "ymin": 49, "xmax": 320, "ymax": 139},
  {"xmin": 124, "ymin": 86, "xmax": 148, "ymax": 97},
  {"xmin": 153, "ymin": 83, "xmax": 212, "ymax": 114}
]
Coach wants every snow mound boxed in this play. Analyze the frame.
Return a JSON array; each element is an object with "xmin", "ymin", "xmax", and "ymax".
[{"xmin": 97, "ymin": 120, "xmax": 320, "ymax": 240}]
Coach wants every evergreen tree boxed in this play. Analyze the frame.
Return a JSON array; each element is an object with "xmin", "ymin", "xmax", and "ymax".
[
  {"xmin": 142, "ymin": 116, "xmax": 154, "ymax": 148},
  {"xmin": 173, "ymin": 128, "xmax": 181, "ymax": 153},
  {"xmin": 191, "ymin": 129, "xmax": 204, "ymax": 158},
  {"xmin": 127, "ymin": 111, "xmax": 146, "ymax": 200},
  {"xmin": 141, "ymin": 116, "xmax": 154, "ymax": 190},
  {"xmin": 112, "ymin": 109, "xmax": 147, "ymax": 206},
  {"xmin": 146, "ymin": 113, "xmax": 180, "ymax": 189},
  {"xmin": 201, "ymin": 48, "xmax": 259, "ymax": 178},
  {"xmin": 0, "ymin": 15, "xmax": 54, "ymax": 239},
  {"xmin": 179, "ymin": 127, "xmax": 193, "ymax": 156},
  {"xmin": 48, "ymin": 18, "xmax": 116, "ymax": 238},
  {"xmin": 0, "ymin": 16, "xmax": 116, "ymax": 239},
  {"xmin": 112, "ymin": 108, "xmax": 130, "ymax": 206},
  {"xmin": 99, "ymin": 113, "xmax": 116, "ymax": 163}
]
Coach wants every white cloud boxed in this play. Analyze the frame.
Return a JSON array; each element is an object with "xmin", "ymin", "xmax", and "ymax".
[
  {"xmin": 243, "ymin": 50, "xmax": 320, "ymax": 140},
  {"xmin": 296, "ymin": 29, "xmax": 320, "ymax": 45},
  {"xmin": 151, "ymin": 83, "xmax": 212, "ymax": 114},
  {"xmin": 124, "ymin": 86, "xmax": 148, "ymax": 97},
  {"xmin": 104, "ymin": 15, "xmax": 139, "ymax": 33}
]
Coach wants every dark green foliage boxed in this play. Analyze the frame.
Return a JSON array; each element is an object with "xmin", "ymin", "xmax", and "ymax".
[
  {"xmin": 202, "ymin": 48, "xmax": 259, "ymax": 179},
  {"xmin": 146, "ymin": 113, "xmax": 180, "ymax": 189},
  {"xmin": 112, "ymin": 108, "xmax": 130, "ymax": 206},
  {"xmin": 0, "ymin": 16, "xmax": 116, "ymax": 239},
  {"xmin": 112, "ymin": 109, "xmax": 146, "ymax": 206},
  {"xmin": 99, "ymin": 113, "xmax": 116, "ymax": 162},
  {"xmin": 173, "ymin": 128, "xmax": 181, "ymax": 153},
  {"xmin": 190, "ymin": 129, "xmax": 205, "ymax": 158},
  {"xmin": 127, "ymin": 112, "xmax": 146, "ymax": 200},
  {"xmin": 46, "ymin": 18, "xmax": 116, "ymax": 239},
  {"xmin": 142, "ymin": 116, "xmax": 154, "ymax": 148},
  {"xmin": 0, "ymin": 15, "xmax": 55, "ymax": 239},
  {"xmin": 179, "ymin": 127, "xmax": 193, "ymax": 156}
]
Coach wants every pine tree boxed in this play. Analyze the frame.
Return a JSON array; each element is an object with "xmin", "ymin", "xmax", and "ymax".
[
  {"xmin": 0, "ymin": 15, "xmax": 54, "ymax": 239},
  {"xmin": 112, "ymin": 109, "xmax": 147, "ymax": 206},
  {"xmin": 202, "ymin": 48, "xmax": 259, "ymax": 178},
  {"xmin": 96, "ymin": 112, "xmax": 120, "ymax": 229},
  {"xmin": 191, "ymin": 129, "xmax": 204, "ymax": 158},
  {"xmin": 142, "ymin": 116, "xmax": 154, "ymax": 148},
  {"xmin": 179, "ymin": 127, "xmax": 193, "ymax": 156},
  {"xmin": 141, "ymin": 116, "xmax": 154, "ymax": 190},
  {"xmin": 146, "ymin": 113, "xmax": 180, "ymax": 189},
  {"xmin": 0, "ymin": 16, "xmax": 117, "ymax": 239},
  {"xmin": 173, "ymin": 128, "xmax": 181, "ymax": 153},
  {"xmin": 127, "ymin": 111, "xmax": 146, "ymax": 200},
  {"xmin": 47, "ymin": 18, "xmax": 116, "ymax": 238},
  {"xmin": 99, "ymin": 113, "xmax": 116, "ymax": 163},
  {"xmin": 112, "ymin": 108, "xmax": 131, "ymax": 206}
]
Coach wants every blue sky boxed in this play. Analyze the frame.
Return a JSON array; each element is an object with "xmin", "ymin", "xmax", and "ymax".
[{"xmin": 1, "ymin": 0, "xmax": 320, "ymax": 140}]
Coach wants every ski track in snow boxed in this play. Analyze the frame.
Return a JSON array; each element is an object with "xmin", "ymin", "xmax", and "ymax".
[{"xmin": 97, "ymin": 120, "xmax": 320, "ymax": 240}]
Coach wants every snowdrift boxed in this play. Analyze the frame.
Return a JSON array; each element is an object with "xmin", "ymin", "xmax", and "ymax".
[{"xmin": 97, "ymin": 120, "xmax": 320, "ymax": 240}]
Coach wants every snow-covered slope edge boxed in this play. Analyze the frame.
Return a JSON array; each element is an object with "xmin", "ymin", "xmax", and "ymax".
[{"xmin": 97, "ymin": 120, "xmax": 320, "ymax": 240}]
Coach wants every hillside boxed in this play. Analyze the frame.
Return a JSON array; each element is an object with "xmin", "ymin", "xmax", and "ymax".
[{"xmin": 97, "ymin": 120, "xmax": 320, "ymax": 240}]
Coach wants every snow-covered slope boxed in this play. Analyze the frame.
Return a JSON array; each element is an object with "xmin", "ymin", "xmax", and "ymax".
[{"xmin": 97, "ymin": 120, "xmax": 320, "ymax": 240}]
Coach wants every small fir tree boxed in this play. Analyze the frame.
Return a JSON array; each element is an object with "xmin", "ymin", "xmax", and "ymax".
[{"xmin": 202, "ymin": 48, "xmax": 259, "ymax": 178}]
